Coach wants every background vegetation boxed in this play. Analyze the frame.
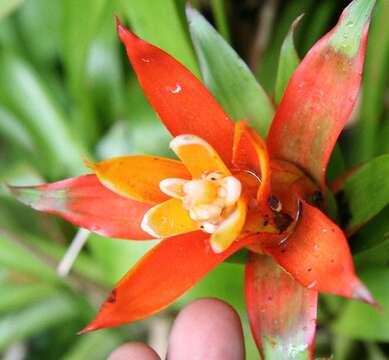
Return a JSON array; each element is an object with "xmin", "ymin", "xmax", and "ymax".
[{"xmin": 1, "ymin": 0, "xmax": 389, "ymax": 359}]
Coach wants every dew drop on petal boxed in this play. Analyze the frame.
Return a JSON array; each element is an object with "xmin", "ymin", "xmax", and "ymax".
[{"xmin": 168, "ymin": 84, "xmax": 182, "ymax": 94}]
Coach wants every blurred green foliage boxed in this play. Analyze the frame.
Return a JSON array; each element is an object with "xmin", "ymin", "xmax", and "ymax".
[{"xmin": 0, "ymin": 0, "xmax": 389, "ymax": 359}]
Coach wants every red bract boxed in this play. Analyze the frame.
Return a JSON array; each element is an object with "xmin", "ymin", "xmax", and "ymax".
[{"xmin": 10, "ymin": 0, "xmax": 376, "ymax": 358}]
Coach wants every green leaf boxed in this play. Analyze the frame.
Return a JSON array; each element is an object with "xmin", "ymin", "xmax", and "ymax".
[
  {"xmin": 333, "ymin": 267, "xmax": 389, "ymax": 341},
  {"xmin": 0, "ymin": 0, "xmax": 24, "ymax": 19},
  {"xmin": 0, "ymin": 294, "xmax": 78, "ymax": 351},
  {"xmin": 88, "ymin": 233, "xmax": 157, "ymax": 285},
  {"xmin": 0, "ymin": 107, "xmax": 34, "ymax": 151},
  {"xmin": 338, "ymin": 154, "xmax": 389, "ymax": 230},
  {"xmin": 350, "ymin": 205, "xmax": 389, "ymax": 253},
  {"xmin": 0, "ymin": 53, "xmax": 85, "ymax": 177},
  {"xmin": 0, "ymin": 283, "xmax": 54, "ymax": 314},
  {"xmin": 300, "ymin": 0, "xmax": 338, "ymax": 53},
  {"xmin": 26, "ymin": 235, "xmax": 108, "ymax": 287},
  {"xmin": 326, "ymin": 144, "xmax": 346, "ymax": 182},
  {"xmin": 62, "ymin": 331, "xmax": 123, "ymax": 360},
  {"xmin": 121, "ymin": 0, "xmax": 199, "ymax": 76},
  {"xmin": 62, "ymin": 0, "xmax": 108, "ymax": 146},
  {"xmin": 181, "ymin": 262, "xmax": 245, "ymax": 312},
  {"xmin": 350, "ymin": 0, "xmax": 389, "ymax": 163},
  {"xmin": 256, "ymin": 0, "xmax": 311, "ymax": 92},
  {"xmin": 210, "ymin": 0, "xmax": 230, "ymax": 42},
  {"xmin": 0, "ymin": 234, "xmax": 58, "ymax": 282},
  {"xmin": 62, "ymin": 0, "xmax": 108, "ymax": 96},
  {"xmin": 188, "ymin": 8, "xmax": 274, "ymax": 136},
  {"xmin": 275, "ymin": 15, "xmax": 302, "ymax": 105}
]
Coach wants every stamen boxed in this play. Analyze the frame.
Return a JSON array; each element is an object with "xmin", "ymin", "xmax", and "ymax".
[{"xmin": 160, "ymin": 171, "xmax": 242, "ymax": 235}]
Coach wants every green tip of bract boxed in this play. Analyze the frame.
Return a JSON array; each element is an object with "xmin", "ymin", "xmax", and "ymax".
[
  {"xmin": 329, "ymin": 0, "xmax": 376, "ymax": 57},
  {"xmin": 5, "ymin": 184, "xmax": 40, "ymax": 208}
]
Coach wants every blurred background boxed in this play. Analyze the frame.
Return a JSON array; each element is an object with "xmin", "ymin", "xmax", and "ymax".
[{"xmin": 1, "ymin": 0, "xmax": 389, "ymax": 359}]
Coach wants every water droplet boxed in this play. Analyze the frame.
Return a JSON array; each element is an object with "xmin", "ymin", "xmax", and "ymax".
[
  {"xmin": 314, "ymin": 244, "xmax": 320, "ymax": 250},
  {"xmin": 322, "ymin": 228, "xmax": 328, "ymax": 233},
  {"xmin": 346, "ymin": 21, "xmax": 354, "ymax": 28},
  {"xmin": 168, "ymin": 84, "xmax": 182, "ymax": 94},
  {"xmin": 308, "ymin": 280, "xmax": 317, "ymax": 289},
  {"xmin": 141, "ymin": 58, "xmax": 151, "ymax": 63}
]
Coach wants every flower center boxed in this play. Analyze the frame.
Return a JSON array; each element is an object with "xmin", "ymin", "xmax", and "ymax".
[{"xmin": 160, "ymin": 171, "xmax": 242, "ymax": 233}]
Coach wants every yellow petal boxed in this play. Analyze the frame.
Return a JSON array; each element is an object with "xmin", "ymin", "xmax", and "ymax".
[
  {"xmin": 141, "ymin": 199, "xmax": 199, "ymax": 238},
  {"xmin": 210, "ymin": 198, "xmax": 247, "ymax": 253},
  {"xmin": 160, "ymin": 178, "xmax": 187, "ymax": 198},
  {"xmin": 170, "ymin": 135, "xmax": 230, "ymax": 178},
  {"xmin": 85, "ymin": 156, "xmax": 190, "ymax": 204}
]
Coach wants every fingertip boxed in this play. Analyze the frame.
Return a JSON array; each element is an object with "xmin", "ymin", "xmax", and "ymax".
[
  {"xmin": 108, "ymin": 343, "xmax": 160, "ymax": 360},
  {"xmin": 167, "ymin": 298, "xmax": 245, "ymax": 360}
]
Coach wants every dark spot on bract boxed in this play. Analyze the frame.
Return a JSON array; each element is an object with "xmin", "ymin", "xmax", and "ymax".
[
  {"xmin": 106, "ymin": 289, "xmax": 117, "ymax": 304},
  {"xmin": 280, "ymin": 249, "xmax": 286, "ymax": 254},
  {"xmin": 274, "ymin": 212, "xmax": 293, "ymax": 233},
  {"xmin": 307, "ymin": 268, "xmax": 312, "ymax": 272},
  {"xmin": 263, "ymin": 220, "xmax": 269, "ymax": 226},
  {"xmin": 268, "ymin": 195, "xmax": 281, "ymax": 212}
]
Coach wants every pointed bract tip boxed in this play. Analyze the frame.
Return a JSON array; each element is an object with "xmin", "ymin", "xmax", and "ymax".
[
  {"xmin": 114, "ymin": 15, "xmax": 123, "ymax": 34},
  {"xmin": 4, "ymin": 183, "xmax": 41, "ymax": 208},
  {"xmin": 77, "ymin": 322, "xmax": 99, "ymax": 335},
  {"xmin": 291, "ymin": 13, "xmax": 305, "ymax": 32},
  {"xmin": 3, "ymin": 183, "xmax": 17, "ymax": 196},
  {"xmin": 353, "ymin": 282, "xmax": 380, "ymax": 308}
]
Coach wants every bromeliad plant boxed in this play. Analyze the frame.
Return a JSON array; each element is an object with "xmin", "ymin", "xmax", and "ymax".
[{"xmin": 9, "ymin": 0, "xmax": 377, "ymax": 358}]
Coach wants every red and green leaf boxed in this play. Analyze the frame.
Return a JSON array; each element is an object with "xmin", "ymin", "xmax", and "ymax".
[
  {"xmin": 8, "ymin": 175, "xmax": 152, "ymax": 240},
  {"xmin": 245, "ymin": 253, "xmax": 318, "ymax": 360},
  {"xmin": 116, "ymin": 18, "xmax": 235, "ymax": 165},
  {"xmin": 267, "ymin": 0, "xmax": 375, "ymax": 189},
  {"xmin": 80, "ymin": 232, "xmax": 255, "ymax": 332}
]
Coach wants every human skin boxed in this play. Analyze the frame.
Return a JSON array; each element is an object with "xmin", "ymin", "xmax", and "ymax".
[{"xmin": 107, "ymin": 298, "xmax": 245, "ymax": 360}]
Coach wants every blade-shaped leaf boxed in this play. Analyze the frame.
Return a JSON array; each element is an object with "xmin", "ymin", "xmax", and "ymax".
[
  {"xmin": 0, "ymin": 294, "xmax": 78, "ymax": 351},
  {"xmin": 0, "ymin": 283, "xmax": 54, "ymax": 314},
  {"xmin": 349, "ymin": 0, "xmax": 389, "ymax": 163},
  {"xmin": 245, "ymin": 253, "xmax": 317, "ymax": 359},
  {"xmin": 337, "ymin": 154, "xmax": 389, "ymax": 231},
  {"xmin": 351, "ymin": 205, "xmax": 389, "ymax": 254},
  {"xmin": 275, "ymin": 15, "xmax": 302, "ymax": 105},
  {"xmin": 0, "ymin": 0, "xmax": 24, "ymax": 20},
  {"xmin": 267, "ymin": 0, "xmax": 375, "ymax": 189},
  {"xmin": 0, "ymin": 53, "xmax": 85, "ymax": 176},
  {"xmin": 0, "ymin": 234, "xmax": 57, "ymax": 282},
  {"xmin": 188, "ymin": 8, "xmax": 274, "ymax": 136}
]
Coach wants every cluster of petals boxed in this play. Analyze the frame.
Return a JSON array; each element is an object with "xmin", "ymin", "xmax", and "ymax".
[{"xmin": 10, "ymin": 0, "xmax": 377, "ymax": 357}]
